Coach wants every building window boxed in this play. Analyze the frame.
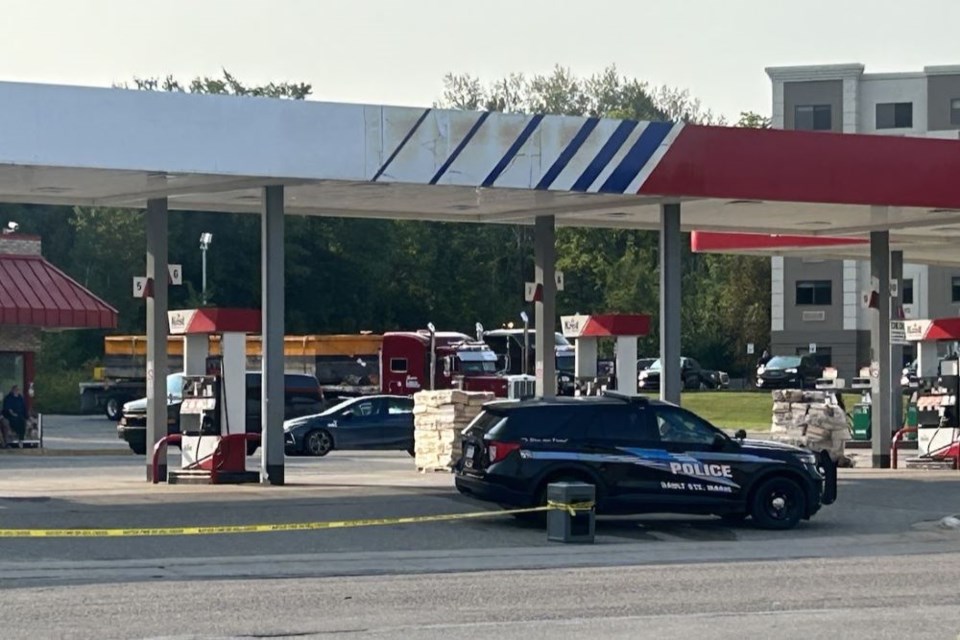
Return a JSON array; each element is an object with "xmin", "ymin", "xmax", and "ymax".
[
  {"xmin": 795, "ymin": 105, "xmax": 832, "ymax": 131},
  {"xmin": 902, "ymin": 278, "xmax": 914, "ymax": 305},
  {"xmin": 951, "ymin": 99, "xmax": 960, "ymax": 126},
  {"xmin": 952, "ymin": 277, "xmax": 960, "ymax": 303},
  {"xmin": 796, "ymin": 346, "xmax": 832, "ymax": 369},
  {"xmin": 389, "ymin": 358, "xmax": 408, "ymax": 373},
  {"xmin": 796, "ymin": 280, "xmax": 832, "ymax": 305},
  {"xmin": 876, "ymin": 102, "xmax": 913, "ymax": 129}
]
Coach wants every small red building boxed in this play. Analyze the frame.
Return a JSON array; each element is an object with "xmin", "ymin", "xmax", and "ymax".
[{"xmin": 0, "ymin": 233, "xmax": 117, "ymax": 413}]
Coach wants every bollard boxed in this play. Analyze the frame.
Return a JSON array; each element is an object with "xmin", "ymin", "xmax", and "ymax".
[{"xmin": 546, "ymin": 482, "xmax": 595, "ymax": 543}]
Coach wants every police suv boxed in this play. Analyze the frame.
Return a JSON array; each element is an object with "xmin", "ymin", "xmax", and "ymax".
[{"xmin": 455, "ymin": 392, "xmax": 837, "ymax": 530}]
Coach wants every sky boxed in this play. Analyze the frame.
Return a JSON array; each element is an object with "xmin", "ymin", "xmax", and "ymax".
[{"xmin": 3, "ymin": 0, "xmax": 960, "ymax": 120}]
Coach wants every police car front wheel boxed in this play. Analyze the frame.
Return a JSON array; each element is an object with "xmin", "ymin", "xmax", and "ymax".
[{"xmin": 750, "ymin": 476, "xmax": 805, "ymax": 530}]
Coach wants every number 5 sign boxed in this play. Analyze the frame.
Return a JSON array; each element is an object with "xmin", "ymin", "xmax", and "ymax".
[{"xmin": 133, "ymin": 277, "xmax": 149, "ymax": 299}]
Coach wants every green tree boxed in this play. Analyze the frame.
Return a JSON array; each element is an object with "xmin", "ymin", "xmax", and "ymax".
[{"xmin": 737, "ymin": 111, "xmax": 772, "ymax": 129}]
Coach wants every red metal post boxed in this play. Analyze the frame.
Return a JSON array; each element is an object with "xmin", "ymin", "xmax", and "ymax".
[
  {"xmin": 151, "ymin": 434, "xmax": 181, "ymax": 483},
  {"xmin": 890, "ymin": 426, "xmax": 917, "ymax": 470}
]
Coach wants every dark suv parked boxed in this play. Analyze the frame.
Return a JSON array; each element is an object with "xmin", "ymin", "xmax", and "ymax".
[
  {"xmin": 638, "ymin": 357, "xmax": 729, "ymax": 391},
  {"xmin": 117, "ymin": 371, "xmax": 324, "ymax": 454},
  {"xmin": 756, "ymin": 355, "xmax": 823, "ymax": 389},
  {"xmin": 455, "ymin": 393, "xmax": 836, "ymax": 530}
]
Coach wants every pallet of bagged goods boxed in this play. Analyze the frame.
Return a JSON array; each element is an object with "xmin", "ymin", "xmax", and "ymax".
[
  {"xmin": 413, "ymin": 389, "xmax": 495, "ymax": 472},
  {"xmin": 770, "ymin": 389, "xmax": 852, "ymax": 463}
]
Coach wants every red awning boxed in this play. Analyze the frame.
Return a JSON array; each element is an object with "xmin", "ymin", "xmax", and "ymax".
[{"xmin": 0, "ymin": 254, "xmax": 117, "ymax": 329}]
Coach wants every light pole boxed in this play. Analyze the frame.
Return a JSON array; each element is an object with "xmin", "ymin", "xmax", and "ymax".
[
  {"xmin": 520, "ymin": 311, "xmax": 530, "ymax": 375},
  {"xmin": 199, "ymin": 232, "xmax": 213, "ymax": 305}
]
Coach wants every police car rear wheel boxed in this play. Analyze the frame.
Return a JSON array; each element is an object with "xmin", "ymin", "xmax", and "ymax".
[{"xmin": 751, "ymin": 477, "xmax": 804, "ymax": 530}]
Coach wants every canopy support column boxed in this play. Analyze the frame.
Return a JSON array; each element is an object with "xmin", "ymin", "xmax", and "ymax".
[
  {"xmin": 145, "ymin": 197, "xmax": 168, "ymax": 482},
  {"xmin": 660, "ymin": 203, "xmax": 682, "ymax": 405},
  {"xmin": 261, "ymin": 185, "xmax": 285, "ymax": 485},
  {"xmin": 870, "ymin": 229, "xmax": 893, "ymax": 468},
  {"xmin": 534, "ymin": 215, "xmax": 557, "ymax": 399}
]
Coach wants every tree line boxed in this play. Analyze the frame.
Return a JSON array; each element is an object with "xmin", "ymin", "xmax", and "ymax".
[{"xmin": 5, "ymin": 66, "xmax": 772, "ymax": 384}]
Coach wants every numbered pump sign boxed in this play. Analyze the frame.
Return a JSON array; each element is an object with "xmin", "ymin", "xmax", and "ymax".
[{"xmin": 133, "ymin": 265, "xmax": 183, "ymax": 298}]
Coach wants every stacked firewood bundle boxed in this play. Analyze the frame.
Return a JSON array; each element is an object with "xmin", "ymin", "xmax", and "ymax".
[
  {"xmin": 771, "ymin": 389, "xmax": 851, "ymax": 461},
  {"xmin": 413, "ymin": 390, "xmax": 495, "ymax": 472}
]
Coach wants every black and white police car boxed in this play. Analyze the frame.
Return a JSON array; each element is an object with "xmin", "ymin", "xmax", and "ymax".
[{"xmin": 455, "ymin": 392, "xmax": 837, "ymax": 530}]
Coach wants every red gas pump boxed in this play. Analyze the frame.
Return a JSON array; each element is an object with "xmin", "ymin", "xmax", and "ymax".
[
  {"xmin": 163, "ymin": 308, "xmax": 261, "ymax": 484},
  {"xmin": 903, "ymin": 317, "xmax": 960, "ymax": 469}
]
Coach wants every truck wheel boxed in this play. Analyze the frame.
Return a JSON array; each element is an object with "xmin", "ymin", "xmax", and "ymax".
[
  {"xmin": 246, "ymin": 442, "xmax": 259, "ymax": 456},
  {"xmin": 105, "ymin": 397, "xmax": 126, "ymax": 422},
  {"xmin": 129, "ymin": 441, "xmax": 146, "ymax": 455},
  {"xmin": 750, "ymin": 477, "xmax": 804, "ymax": 530}
]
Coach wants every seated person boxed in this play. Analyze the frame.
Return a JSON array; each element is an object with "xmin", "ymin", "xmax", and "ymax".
[{"xmin": 2, "ymin": 385, "xmax": 27, "ymax": 445}]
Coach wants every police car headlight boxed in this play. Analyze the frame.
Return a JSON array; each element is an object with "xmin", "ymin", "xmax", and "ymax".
[
  {"xmin": 786, "ymin": 368, "xmax": 798, "ymax": 374},
  {"xmin": 639, "ymin": 371, "xmax": 649, "ymax": 379},
  {"xmin": 797, "ymin": 452, "xmax": 817, "ymax": 465}
]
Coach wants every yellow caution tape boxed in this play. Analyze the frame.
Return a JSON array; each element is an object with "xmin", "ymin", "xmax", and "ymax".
[{"xmin": 0, "ymin": 501, "xmax": 595, "ymax": 538}]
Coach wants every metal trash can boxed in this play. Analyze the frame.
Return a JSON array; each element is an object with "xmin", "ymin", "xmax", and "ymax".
[
  {"xmin": 852, "ymin": 402, "xmax": 871, "ymax": 440},
  {"xmin": 546, "ymin": 482, "xmax": 596, "ymax": 544}
]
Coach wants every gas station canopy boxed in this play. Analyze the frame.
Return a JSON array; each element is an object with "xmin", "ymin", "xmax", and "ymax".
[
  {"xmin": 3, "ymin": 79, "xmax": 958, "ymax": 474},
  {"xmin": 2, "ymin": 80, "xmax": 960, "ymax": 241}
]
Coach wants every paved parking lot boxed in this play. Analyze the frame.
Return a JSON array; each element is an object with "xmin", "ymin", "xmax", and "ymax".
[
  {"xmin": 2, "ymin": 438, "xmax": 960, "ymax": 584},
  {"xmin": 3, "ymin": 419, "xmax": 960, "ymax": 639}
]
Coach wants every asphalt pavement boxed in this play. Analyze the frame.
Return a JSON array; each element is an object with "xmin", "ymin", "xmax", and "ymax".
[
  {"xmin": 3, "ymin": 552, "xmax": 960, "ymax": 639},
  {"xmin": 4, "ymin": 415, "xmax": 960, "ymax": 639}
]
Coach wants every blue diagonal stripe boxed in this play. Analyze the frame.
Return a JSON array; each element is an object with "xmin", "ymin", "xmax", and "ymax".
[
  {"xmin": 371, "ymin": 108, "xmax": 431, "ymax": 182},
  {"xmin": 429, "ymin": 111, "xmax": 491, "ymax": 185},
  {"xmin": 481, "ymin": 114, "xmax": 544, "ymax": 188},
  {"xmin": 570, "ymin": 120, "xmax": 639, "ymax": 192},
  {"xmin": 598, "ymin": 122, "xmax": 674, "ymax": 193},
  {"xmin": 535, "ymin": 117, "xmax": 600, "ymax": 190}
]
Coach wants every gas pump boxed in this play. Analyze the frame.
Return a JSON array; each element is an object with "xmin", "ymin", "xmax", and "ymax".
[
  {"xmin": 560, "ymin": 314, "xmax": 651, "ymax": 396},
  {"xmin": 903, "ymin": 317, "xmax": 960, "ymax": 469},
  {"xmin": 165, "ymin": 308, "xmax": 261, "ymax": 484}
]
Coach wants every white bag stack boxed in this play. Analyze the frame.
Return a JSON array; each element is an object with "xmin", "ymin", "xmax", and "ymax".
[
  {"xmin": 770, "ymin": 389, "xmax": 851, "ymax": 459},
  {"xmin": 413, "ymin": 389, "xmax": 495, "ymax": 472}
]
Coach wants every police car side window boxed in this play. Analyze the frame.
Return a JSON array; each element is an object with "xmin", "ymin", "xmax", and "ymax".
[
  {"xmin": 591, "ymin": 407, "xmax": 658, "ymax": 443},
  {"xmin": 654, "ymin": 407, "xmax": 717, "ymax": 445}
]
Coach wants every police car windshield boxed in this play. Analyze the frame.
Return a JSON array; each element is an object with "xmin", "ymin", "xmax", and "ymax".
[{"xmin": 766, "ymin": 356, "xmax": 801, "ymax": 369}]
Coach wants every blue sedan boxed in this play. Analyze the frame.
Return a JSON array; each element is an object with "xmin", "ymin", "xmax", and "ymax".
[{"xmin": 284, "ymin": 395, "xmax": 414, "ymax": 457}]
